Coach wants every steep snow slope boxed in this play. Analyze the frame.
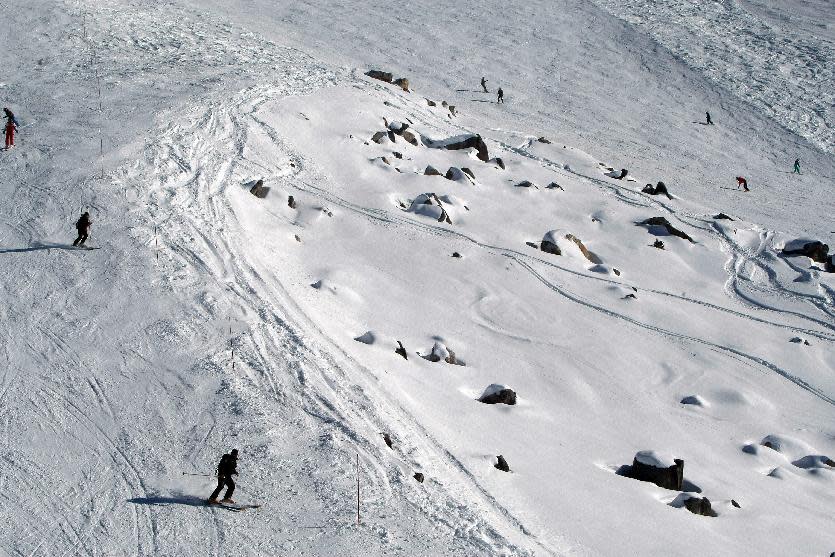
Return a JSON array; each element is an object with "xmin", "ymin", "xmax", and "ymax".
[{"xmin": 1, "ymin": 0, "xmax": 833, "ymax": 556}]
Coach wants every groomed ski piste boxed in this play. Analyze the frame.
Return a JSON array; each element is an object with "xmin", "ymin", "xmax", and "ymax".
[{"xmin": 1, "ymin": 0, "xmax": 833, "ymax": 555}]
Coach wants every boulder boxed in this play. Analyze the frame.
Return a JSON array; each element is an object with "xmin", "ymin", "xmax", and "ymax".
[
  {"xmin": 683, "ymin": 496, "xmax": 717, "ymax": 517},
  {"xmin": 641, "ymin": 182, "xmax": 672, "ymax": 199},
  {"xmin": 354, "ymin": 331, "xmax": 377, "ymax": 345},
  {"xmin": 537, "ymin": 136, "xmax": 551, "ymax": 144},
  {"xmin": 451, "ymin": 252, "xmax": 462, "ymax": 258},
  {"xmin": 827, "ymin": 255, "xmax": 835, "ymax": 273},
  {"xmin": 461, "ymin": 168, "xmax": 476, "ymax": 181},
  {"xmin": 514, "ymin": 180, "xmax": 538, "ymax": 188},
  {"xmin": 400, "ymin": 130, "xmax": 419, "ymax": 146},
  {"xmin": 392, "ymin": 151, "xmax": 403, "ymax": 159},
  {"xmin": 637, "ymin": 217, "xmax": 694, "ymax": 243},
  {"xmin": 395, "ymin": 340, "xmax": 408, "ymax": 360},
  {"xmin": 566, "ymin": 234, "xmax": 601, "ymax": 264},
  {"xmin": 249, "ymin": 179, "xmax": 270, "ymax": 199},
  {"xmin": 426, "ymin": 341, "xmax": 458, "ymax": 364},
  {"xmin": 413, "ymin": 472, "xmax": 425, "ymax": 483},
  {"xmin": 288, "ymin": 195, "xmax": 297, "ymax": 209},
  {"xmin": 606, "ymin": 168, "xmax": 628, "ymax": 179},
  {"xmin": 478, "ymin": 384, "xmax": 517, "ymax": 405},
  {"xmin": 365, "ymin": 70, "xmax": 393, "ymax": 83},
  {"xmin": 541, "ymin": 239, "xmax": 561, "ymax": 255},
  {"xmin": 628, "ymin": 451, "xmax": 683, "ymax": 491},
  {"xmin": 782, "ymin": 240, "xmax": 829, "ymax": 264},
  {"xmin": 495, "ymin": 455, "xmax": 510, "ymax": 472},
  {"xmin": 680, "ymin": 395, "xmax": 706, "ymax": 406},
  {"xmin": 445, "ymin": 167, "xmax": 472, "ymax": 183},
  {"xmin": 424, "ymin": 165, "xmax": 442, "ymax": 176},
  {"xmin": 371, "ymin": 131, "xmax": 389, "ymax": 144},
  {"xmin": 393, "ymin": 77, "xmax": 410, "ymax": 91},
  {"xmin": 546, "ymin": 182, "xmax": 564, "ymax": 190},
  {"xmin": 388, "ymin": 121, "xmax": 408, "ymax": 132},
  {"xmin": 426, "ymin": 99, "xmax": 436, "ymax": 107},
  {"xmin": 382, "ymin": 433, "xmax": 393, "ymax": 449},
  {"xmin": 713, "ymin": 213, "xmax": 734, "ymax": 221},
  {"xmin": 427, "ymin": 134, "xmax": 490, "ymax": 162},
  {"xmin": 490, "ymin": 157, "xmax": 505, "ymax": 169}
]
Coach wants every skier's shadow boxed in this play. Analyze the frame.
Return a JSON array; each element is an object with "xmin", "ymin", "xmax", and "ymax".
[
  {"xmin": 128, "ymin": 495, "xmax": 208, "ymax": 508},
  {"xmin": 0, "ymin": 242, "xmax": 77, "ymax": 254}
]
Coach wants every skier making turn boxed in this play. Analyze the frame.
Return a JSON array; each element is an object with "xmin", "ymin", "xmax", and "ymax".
[
  {"xmin": 735, "ymin": 176, "xmax": 749, "ymax": 192},
  {"xmin": 3, "ymin": 108, "xmax": 19, "ymax": 150},
  {"xmin": 208, "ymin": 449, "xmax": 239, "ymax": 504}
]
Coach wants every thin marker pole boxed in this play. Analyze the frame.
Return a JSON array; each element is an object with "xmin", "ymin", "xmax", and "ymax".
[{"xmin": 356, "ymin": 453, "xmax": 360, "ymax": 526}]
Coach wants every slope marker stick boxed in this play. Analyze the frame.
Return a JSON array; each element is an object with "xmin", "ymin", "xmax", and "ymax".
[{"xmin": 356, "ymin": 453, "xmax": 360, "ymax": 526}]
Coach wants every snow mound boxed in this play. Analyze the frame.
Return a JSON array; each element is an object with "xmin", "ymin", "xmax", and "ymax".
[
  {"xmin": 634, "ymin": 450, "xmax": 677, "ymax": 468},
  {"xmin": 680, "ymin": 395, "xmax": 707, "ymax": 407}
]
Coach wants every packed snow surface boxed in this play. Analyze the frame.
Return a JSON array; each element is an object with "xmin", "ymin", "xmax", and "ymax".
[{"xmin": 1, "ymin": 0, "xmax": 833, "ymax": 556}]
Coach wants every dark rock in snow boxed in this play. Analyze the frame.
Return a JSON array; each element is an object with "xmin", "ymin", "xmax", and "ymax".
[
  {"xmin": 461, "ymin": 168, "xmax": 476, "ymax": 180},
  {"xmin": 495, "ymin": 455, "xmax": 510, "ymax": 472},
  {"xmin": 537, "ymin": 136, "xmax": 551, "ymax": 144},
  {"xmin": 546, "ymin": 182, "xmax": 564, "ymax": 190},
  {"xmin": 371, "ymin": 131, "xmax": 388, "ymax": 144},
  {"xmin": 445, "ymin": 167, "xmax": 472, "ymax": 182},
  {"xmin": 478, "ymin": 384, "xmax": 517, "ymax": 405},
  {"xmin": 731, "ymin": 499, "xmax": 741, "ymax": 508},
  {"xmin": 426, "ymin": 99, "xmax": 436, "ymax": 107},
  {"xmin": 413, "ymin": 472, "xmax": 425, "ymax": 483},
  {"xmin": 451, "ymin": 252, "xmax": 462, "ymax": 258},
  {"xmin": 683, "ymin": 496, "xmax": 717, "ymax": 517},
  {"xmin": 782, "ymin": 240, "xmax": 829, "ymax": 264},
  {"xmin": 395, "ymin": 341, "xmax": 408, "ymax": 360},
  {"xmin": 641, "ymin": 181, "xmax": 672, "ymax": 199},
  {"xmin": 424, "ymin": 165, "xmax": 442, "ymax": 176},
  {"xmin": 249, "ymin": 179, "xmax": 270, "ymax": 199},
  {"xmin": 490, "ymin": 157, "xmax": 505, "ymax": 169},
  {"xmin": 653, "ymin": 239, "xmax": 665, "ymax": 250},
  {"xmin": 637, "ymin": 217, "xmax": 694, "ymax": 243},
  {"xmin": 393, "ymin": 77, "xmax": 410, "ymax": 91},
  {"xmin": 392, "ymin": 151, "xmax": 403, "ymax": 159},
  {"xmin": 288, "ymin": 195, "xmax": 297, "ymax": 209},
  {"xmin": 400, "ymin": 130, "xmax": 419, "ymax": 146},
  {"xmin": 680, "ymin": 395, "xmax": 705, "ymax": 406},
  {"xmin": 354, "ymin": 331, "xmax": 377, "ymax": 345},
  {"xmin": 382, "ymin": 433, "xmax": 393, "ymax": 449},
  {"xmin": 430, "ymin": 134, "xmax": 490, "ymax": 162},
  {"xmin": 541, "ymin": 240, "xmax": 561, "ymax": 255},
  {"xmin": 515, "ymin": 180, "xmax": 538, "ymax": 189},
  {"xmin": 714, "ymin": 213, "xmax": 734, "ymax": 221},
  {"xmin": 365, "ymin": 70, "xmax": 393, "ymax": 83},
  {"xmin": 628, "ymin": 451, "xmax": 684, "ymax": 491}
]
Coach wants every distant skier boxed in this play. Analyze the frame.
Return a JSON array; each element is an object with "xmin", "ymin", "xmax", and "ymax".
[
  {"xmin": 3, "ymin": 108, "xmax": 18, "ymax": 150},
  {"xmin": 208, "ymin": 449, "xmax": 238, "ymax": 504},
  {"xmin": 735, "ymin": 176, "xmax": 749, "ymax": 192},
  {"xmin": 481, "ymin": 77, "xmax": 489, "ymax": 93},
  {"xmin": 73, "ymin": 211, "xmax": 92, "ymax": 246},
  {"xmin": 793, "ymin": 158, "xmax": 801, "ymax": 174},
  {"xmin": 497, "ymin": 88, "xmax": 504, "ymax": 104},
  {"xmin": 705, "ymin": 111, "xmax": 713, "ymax": 125}
]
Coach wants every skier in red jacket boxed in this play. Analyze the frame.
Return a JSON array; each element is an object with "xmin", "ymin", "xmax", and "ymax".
[
  {"xmin": 735, "ymin": 176, "xmax": 749, "ymax": 192},
  {"xmin": 3, "ymin": 108, "xmax": 18, "ymax": 150}
]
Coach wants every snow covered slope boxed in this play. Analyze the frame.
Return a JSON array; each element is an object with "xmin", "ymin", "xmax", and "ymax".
[{"xmin": 1, "ymin": 0, "xmax": 833, "ymax": 555}]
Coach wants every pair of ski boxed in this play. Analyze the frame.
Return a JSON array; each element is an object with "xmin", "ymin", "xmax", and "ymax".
[{"xmin": 208, "ymin": 500, "xmax": 261, "ymax": 512}]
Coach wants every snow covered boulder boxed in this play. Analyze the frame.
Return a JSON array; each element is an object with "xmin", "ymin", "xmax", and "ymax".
[
  {"xmin": 365, "ymin": 69, "xmax": 393, "ymax": 83},
  {"xmin": 422, "ymin": 341, "xmax": 462, "ymax": 365},
  {"xmin": 641, "ymin": 182, "xmax": 672, "ymax": 199},
  {"xmin": 354, "ymin": 331, "xmax": 377, "ymax": 345},
  {"xmin": 606, "ymin": 168, "xmax": 628, "ymax": 180},
  {"xmin": 445, "ymin": 167, "xmax": 474, "ymax": 183},
  {"xmin": 540, "ymin": 230, "xmax": 601, "ymax": 264},
  {"xmin": 791, "ymin": 455, "xmax": 835, "ymax": 469},
  {"xmin": 405, "ymin": 193, "xmax": 466, "ymax": 224},
  {"xmin": 782, "ymin": 239, "xmax": 829, "ymax": 264},
  {"xmin": 680, "ymin": 395, "xmax": 707, "ymax": 407},
  {"xmin": 478, "ymin": 384, "xmax": 517, "ymax": 405},
  {"xmin": 637, "ymin": 217, "xmax": 694, "ymax": 243},
  {"xmin": 249, "ymin": 179, "xmax": 270, "ymax": 199},
  {"xmin": 514, "ymin": 180, "xmax": 538, "ymax": 189},
  {"xmin": 424, "ymin": 134, "xmax": 490, "ymax": 162},
  {"xmin": 371, "ymin": 131, "xmax": 391, "ymax": 144},
  {"xmin": 627, "ymin": 451, "xmax": 684, "ymax": 491},
  {"xmin": 676, "ymin": 495, "xmax": 717, "ymax": 517}
]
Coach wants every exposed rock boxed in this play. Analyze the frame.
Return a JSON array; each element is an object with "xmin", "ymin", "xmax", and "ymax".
[
  {"xmin": 294, "ymin": 234, "xmax": 302, "ymax": 243},
  {"xmin": 683, "ymin": 496, "xmax": 717, "ymax": 517},
  {"xmin": 249, "ymin": 179, "xmax": 270, "ymax": 199},
  {"xmin": 365, "ymin": 69, "xmax": 393, "ymax": 83},
  {"xmin": 393, "ymin": 77, "xmax": 410, "ymax": 91},
  {"xmin": 426, "ymin": 99, "xmax": 436, "ymax": 107},
  {"xmin": 827, "ymin": 255, "xmax": 835, "ymax": 273},
  {"xmin": 448, "ymin": 105, "xmax": 456, "ymax": 116},
  {"xmin": 478, "ymin": 384, "xmax": 517, "ymax": 405},
  {"xmin": 388, "ymin": 121, "xmax": 408, "ymax": 132},
  {"xmin": 515, "ymin": 180, "xmax": 538, "ymax": 189},
  {"xmin": 445, "ymin": 167, "xmax": 473, "ymax": 183},
  {"xmin": 490, "ymin": 157, "xmax": 505, "ymax": 169},
  {"xmin": 413, "ymin": 472, "xmax": 425, "ymax": 483},
  {"xmin": 426, "ymin": 341, "xmax": 459, "ymax": 364},
  {"xmin": 731, "ymin": 499, "xmax": 741, "ymax": 508},
  {"xmin": 627, "ymin": 451, "xmax": 683, "ymax": 491},
  {"xmin": 680, "ymin": 395, "xmax": 706, "ymax": 406},
  {"xmin": 541, "ymin": 239, "xmax": 561, "ymax": 255},
  {"xmin": 354, "ymin": 331, "xmax": 377, "ymax": 345},
  {"xmin": 387, "ymin": 130, "xmax": 397, "ymax": 143},
  {"xmin": 637, "ymin": 217, "xmax": 694, "ymax": 243},
  {"xmin": 565, "ymin": 234, "xmax": 601, "ymax": 264},
  {"xmin": 495, "ymin": 455, "xmax": 510, "ymax": 472},
  {"xmin": 641, "ymin": 182, "xmax": 672, "ymax": 199},
  {"xmin": 537, "ymin": 136, "xmax": 551, "ymax": 144},
  {"xmin": 782, "ymin": 240, "xmax": 829, "ymax": 264},
  {"xmin": 400, "ymin": 130, "xmax": 419, "ymax": 146},
  {"xmin": 653, "ymin": 239, "xmax": 665, "ymax": 250},
  {"xmin": 606, "ymin": 168, "xmax": 628, "ymax": 180},
  {"xmin": 392, "ymin": 151, "xmax": 403, "ymax": 159},
  {"xmin": 382, "ymin": 433, "xmax": 393, "ymax": 449},
  {"xmin": 288, "ymin": 195, "xmax": 297, "ymax": 209},
  {"xmin": 461, "ymin": 168, "xmax": 476, "ymax": 181},
  {"xmin": 427, "ymin": 134, "xmax": 489, "ymax": 162},
  {"xmin": 424, "ymin": 165, "xmax": 442, "ymax": 176},
  {"xmin": 395, "ymin": 341, "xmax": 408, "ymax": 360},
  {"xmin": 714, "ymin": 213, "xmax": 734, "ymax": 221},
  {"xmin": 451, "ymin": 252, "xmax": 462, "ymax": 258},
  {"xmin": 546, "ymin": 182, "xmax": 564, "ymax": 190},
  {"xmin": 789, "ymin": 336, "xmax": 811, "ymax": 345},
  {"xmin": 371, "ymin": 131, "xmax": 388, "ymax": 144}
]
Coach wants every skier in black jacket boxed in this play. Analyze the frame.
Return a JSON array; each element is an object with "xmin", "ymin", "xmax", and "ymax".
[
  {"xmin": 208, "ymin": 449, "xmax": 238, "ymax": 504},
  {"xmin": 73, "ymin": 212, "xmax": 92, "ymax": 246}
]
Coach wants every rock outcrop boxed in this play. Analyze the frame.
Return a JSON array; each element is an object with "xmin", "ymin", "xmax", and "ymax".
[
  {"xmin": 478, "ymin": 384, "xmax": 517, "ymax": 405},
  {"xmin": 425, "ymin": 134, "xmax": 490, "ymax": 162},
  {"xmin": 249, "ymin": 179, "xmax": 270, "ymax": 199},
  {"xmin": 641, "ymin": 182, "xmax": 673, "ymax": 199},
  {"xmin": 626, "ymin": 451, "xmax": 684, "ymax": 491},
  {"xmin": 637, "ymin": 217, "xmax": 694, "ymax": 243},
  {"xmin": 365, "ymin": 70, "xmax": 393, "ymax": 83},
  {"xmin": 782, "ymin": 239, "xmax": 829, "ymax": 264},
  {"xmin": 495, "ymin": 455, "xmax": 510, "ymax": 472}
]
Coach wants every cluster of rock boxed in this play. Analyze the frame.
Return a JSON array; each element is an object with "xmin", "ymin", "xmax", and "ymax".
[
  {"xmin": 365, "ymin": 69, "xmax": 410, "ymax": 92},
  {"xmin": 371, "ymin": 120, "xmax": 419, "ymax": 146},
  {"xmin": 637, "ymin": 217, "xmax": 694, "ymax": 243},
  {"xmin": 406, "ymin": 193, "xmax": 453, "ymax": 224},
  {"xmin": 641, "ymin": 182, "xmax": 672, "ymax": 199},
  {"xmin": 425, "ymin": 98, "xmax": 457, "ymax": 118},
  {"xmin": 782, "ymin": 239, "xmax": 833, "ymax": 272},
  {"xmin": 540, "ymin": 230, "xmax": 601, "ymax": 264}
]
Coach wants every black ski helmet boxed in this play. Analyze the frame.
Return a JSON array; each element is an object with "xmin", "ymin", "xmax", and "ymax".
[{"xmin": 231, "ymin": 449, "xmax": 239, "ymax": 457}]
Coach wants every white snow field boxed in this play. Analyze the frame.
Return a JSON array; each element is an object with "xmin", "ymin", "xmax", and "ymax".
[{"xmin": 1, "ymin": 0, "xmax": 833, "ymax": 555}]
